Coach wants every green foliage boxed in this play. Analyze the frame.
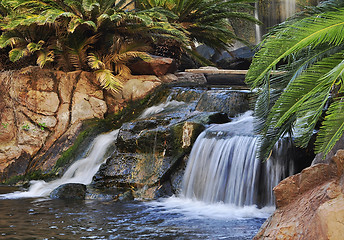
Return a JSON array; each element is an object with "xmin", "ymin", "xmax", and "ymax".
[
  {"xmin": 21, "ymin": 123, "xmax": 30, "ymax": 131},
  {"xmin": 136, "ymin": 0, "xmax": 260, "ymax": 62},
  {"xmin": 0, "ymin": 0, "xmax": 185, "ymax": 93},
  {"xmin": 246, "ymin": 1, "xmax": 344, "ymax": 160},
  {"xmin": 38, "ymin": 122, "xmax": 47, "ymax": 130}
]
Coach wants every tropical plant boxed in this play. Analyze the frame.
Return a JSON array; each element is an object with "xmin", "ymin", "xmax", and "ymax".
[
  {"xmin": 136, "ymin": 0, "xmax": 260, "ymax": 63},
  {"xmin": 0, "ymin": 0, "xmax": 186, "ymax": 92},
  {"xmin": 246, "ymin": 0, "xmax": 344, "ymax": 160}
]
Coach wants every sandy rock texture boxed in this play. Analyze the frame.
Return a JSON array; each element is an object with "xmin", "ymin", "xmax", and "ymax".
[
  {"xmin": 0, "ymin": 67, "xmax": 165, "ymax": 181},
  {"xmin": 254, "ymin": 150, "xmax": 344, "ymax": 240}
]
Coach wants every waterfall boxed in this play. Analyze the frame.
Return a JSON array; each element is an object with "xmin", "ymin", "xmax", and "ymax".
[
  {"xmin": 0, "ymin": 130, "xmax": 119, "ymax": 199},
  {"xmin": 255, "ymin": 0, "xmax": 298, "ymax": 40},
  {"xmin": 283, "ymin": 0, "xmax": 296, "ymax": 20},
  {"xmin": 182, "ymin": 112, "xmax": 294, "ymax": 207},
  {"xmin": 254, "ymin": 2, "xmax": 262, "ymax": 44}
]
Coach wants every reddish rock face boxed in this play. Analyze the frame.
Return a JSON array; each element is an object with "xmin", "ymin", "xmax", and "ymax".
[
  {"xmin": 129, "ymin": 55, "xmax": 177, "ymax": 77},
  {"xmin": 0, "ymin": 67, "xmax": 107, "ymax": 181},
  {"xmin": 255, "ymin": 150, "xmax": 344, "ymax": 240},
  {"xmin": 0, "ymin": 66, "xmax": 165, "ymax": 182}
]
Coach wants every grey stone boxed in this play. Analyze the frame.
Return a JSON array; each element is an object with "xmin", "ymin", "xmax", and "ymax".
[{"xmin": 50, "ymin": 183, "xmax": 86, "ymax": 200}]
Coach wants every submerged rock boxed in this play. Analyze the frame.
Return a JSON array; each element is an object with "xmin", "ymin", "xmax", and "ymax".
[{"xmin": 50, "ymin": 183, "xmax": 87, "ymax": 200}]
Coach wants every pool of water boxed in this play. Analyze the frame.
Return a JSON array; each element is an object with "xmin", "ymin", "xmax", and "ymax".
[{"xmin": 0, "ymin": 187, "xmax": 268, "ymax": 239}]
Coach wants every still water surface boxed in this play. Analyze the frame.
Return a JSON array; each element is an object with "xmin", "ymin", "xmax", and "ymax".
[{"xmin": 0, "ymin": 187, "xmax": 268, "ymax": 239}]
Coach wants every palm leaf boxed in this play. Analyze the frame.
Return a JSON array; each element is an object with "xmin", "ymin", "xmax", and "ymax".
[
  {"xmin": 36, "ymin": 49, "xmax": 54, "ymax": 68},
  {"xmin": 315, "ymin": 98, "xmax": 344, "ymax": 156},
  {"xmin": 246, "ymin": 9, "xmax": 344, "ymax": 89},
  {"xmin": 87, "ymin": 52, "xmax": 105, "ymax": 69}
]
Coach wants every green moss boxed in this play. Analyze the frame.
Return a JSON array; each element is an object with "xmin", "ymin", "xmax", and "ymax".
[
  {"xmin": 51, "ymin": 85, "xmax": 171, "ymax": 175},
  {"xmin": 3, "ymin": 171, "xmax": 56, "ymax": 186}
]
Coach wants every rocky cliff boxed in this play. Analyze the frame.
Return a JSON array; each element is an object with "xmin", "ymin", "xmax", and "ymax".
[
  {"xmin": 254, "ymin": 149, "xmax": 344, "ymax": 240},
  {"xmin": 0, "ymin": 66, "xmax": 162, "ymax": 182}
]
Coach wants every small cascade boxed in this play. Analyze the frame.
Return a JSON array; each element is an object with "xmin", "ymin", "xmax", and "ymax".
[
  {"xmin": 139, "ymin": 99, "xmax": 185, "ymax": 119},
  {"xmin": 0, "ymin": 130, "xmax": 119, "ymax": 199},
  {"xmin": 254, "ymin": 2, "xmax": 262, "ymax": 44},
  {"xmin": 255, "ymin": 0, "xmax": 298, "ymax": 39},
  {"xmin": 282, "ymin": 0, "xmax": 296, "ymax": 20},
  {"xmin": 182, "ymin": 112, "xmax": 294, "ymax": 207}
]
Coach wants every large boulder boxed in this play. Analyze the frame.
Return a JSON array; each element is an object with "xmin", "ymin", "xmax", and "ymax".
[
  {"xmin": 93, "ymin": 120, "xmax": 205, "ymax": 200},
  {"xmin": 50, "ymin": 183, "xmax": 87, "ymax": 200},
  {"xmin": 0, "ymin": 67, "xmax": 108, "ymax": 181},
  {"xmin": 129, "ymin": 55, "xmax": 177, "ymax": 76},
  {"xmin": 254, "ymin": 150, "xmax": 344, "ymax": 240}
]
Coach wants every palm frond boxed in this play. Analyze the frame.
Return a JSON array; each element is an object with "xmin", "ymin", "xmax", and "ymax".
[
  {"xmin": 315, "ymin": 98, "xmax": 344, "ymax": 156},
  {"xmin": 87, "ymin": 52, "xmax": 105, "ymax": 69},
  {"xmin": 9, "ymin": 47, "xmax": 28, "ymax": 62},
  {"xmin": 246, "ymin": 9, "xmax": 344, "ymax": 89}
]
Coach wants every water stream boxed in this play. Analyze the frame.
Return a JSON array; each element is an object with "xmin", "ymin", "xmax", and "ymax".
[
  {"xmin": 0, "ymin": 130, "xmax": 119, "ymax": 199},
  {"xmin": 0, "ymin": 87, "xmax": 297, "ymax": 239}
]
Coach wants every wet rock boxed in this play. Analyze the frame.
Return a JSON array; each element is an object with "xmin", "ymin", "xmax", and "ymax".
[
  {"xmin": 116, "ymin": 191, "xmax": 134, "ymax": 201},
  {"xmin": 93, "ymin": 119, "xmax": 205, "ymax": 199},
  {"xmin": 195, "ymin": 90, "xmax": 251, "ymax": 117},
  {"xmin": 170, "ymin": 155, "xmax": 188, "ymax": 195},
  {"xmin": 50, "ymin": 183, "xmax": 87, "ymax": 200},
  {"xmin": 129, "ymin": 55, "xmax": 177, "ymax": 76},
  {"xmin": 0, "ymin": 151, "xmax": 31, "ymax": 181}
]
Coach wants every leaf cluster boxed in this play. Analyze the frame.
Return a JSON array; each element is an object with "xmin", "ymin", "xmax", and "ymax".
[
  {"xmin": 136, "ymin": 0, "xmax": 261, "ymax": 62},
  {"xmin": 246, "ymin": 0, "xmax": 344, "ymax": 160},
  {"xmin": 0, "ymin": 0, "xmax": 187, "ymax": 93}
]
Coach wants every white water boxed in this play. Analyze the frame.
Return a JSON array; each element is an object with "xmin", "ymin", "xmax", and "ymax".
[
  {"xmin": 182, "ymin": 111, "xmax": 294, "ymax": 207},
  {"xmin": 140, "ymin": 100, "xmax": 185, "ymax": 118},
  {"xmin": 255, "ymin": 2, "xmax": 262, "ymax": 44},
  {"xmin": 282, "ymin": 0, "xmax": 296, "ymax": 20},
  {"xmin": 0, "ymin": 130, "xmax": 119, "ymax": 199},
  {"xmin": 148, "ymin": 196, "xmax": 274, "ymax": 220}
]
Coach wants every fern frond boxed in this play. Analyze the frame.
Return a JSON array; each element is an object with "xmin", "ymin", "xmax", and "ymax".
[
  {"xmin": 95, "ymin": 69, "xmax": 122, "ymax": 93},
  {"xmin": 87, "ymin": 53, "xmax": 105, "ymax": 69},
  {"xmin": 9, "ymin": 47, "xmax": 28, "ymax": 62},
  {"xmin": 36, "ymin": 50, "xmax": 54, "ymax": 68}
]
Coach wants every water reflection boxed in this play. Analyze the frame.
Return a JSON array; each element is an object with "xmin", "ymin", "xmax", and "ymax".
[{"xmin": 0, "ymin": 187, "xmax": 265, "ymax": 239}]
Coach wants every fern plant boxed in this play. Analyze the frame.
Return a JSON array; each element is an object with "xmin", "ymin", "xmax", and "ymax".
[
  {"xmin": 136, "ymin": 0, "xmax": 260, "ymax": 63},
  {"xmin": 88, "ymin": 37, "xmax": 151, "ymax": 93},
  {"xmin": 0, "ymin": 0, "xmax": 186, "ymax": 93},
  {"xmin": 246, "ymin": 0, "xmax": 344, "ymax": 160}
]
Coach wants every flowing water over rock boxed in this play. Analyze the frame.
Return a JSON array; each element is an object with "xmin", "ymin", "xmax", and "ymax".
[
  {"xmin": 0, "ymin": 130, "xmax": 118, "ymax": 199},
  {"xmin": 0, "ymin": 85, "xmax": 308, "ymax": 239},
  {"xmin": 182, "ymin": 112, "xmax": 295, "ymax": 207}
]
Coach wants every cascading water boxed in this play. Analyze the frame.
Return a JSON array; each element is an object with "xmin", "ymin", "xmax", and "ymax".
[
  {"xmin": 0, "ymin": 130, "xmax": 119, "ymax": 199},
  {"xmin": 182, "ymin": 111, "xmax": 294, "ymax": 207},
  {"xmin": 255, "ymin": 0, "xmax": 298, "ymax": 40}
]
